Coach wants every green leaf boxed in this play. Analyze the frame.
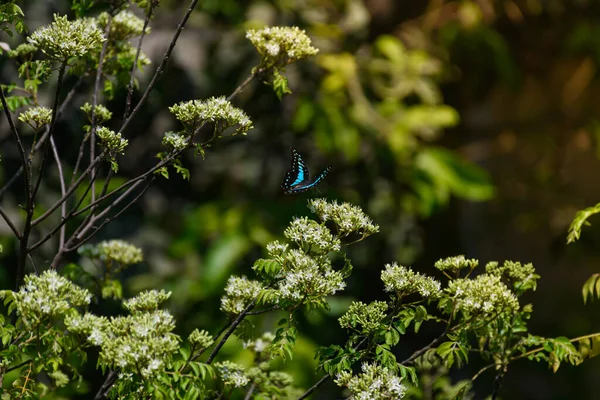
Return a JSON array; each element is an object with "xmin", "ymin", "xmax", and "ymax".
[
  {"xmin": 567, "ymin": 202, "xmax": 600, "ymax": 243},
  {"xmin": 582, "ymin": 274, "xmax": 600, "ymax": 304},
  {"xmin": 272, "ymin": 69, "xmax": 292, "ymax": 99},
  {"xmin": 415, "ymin": 147, "xmax": 495, "ymax": 206}
]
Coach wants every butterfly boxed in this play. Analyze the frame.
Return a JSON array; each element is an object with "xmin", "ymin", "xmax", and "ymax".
[{"xmin": 281, "ymin": 148, "xmax": 332, "ymax": 194}]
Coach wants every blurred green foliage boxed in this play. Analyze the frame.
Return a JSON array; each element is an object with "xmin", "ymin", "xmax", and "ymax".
[{"xmin": 2, "ymin": 0, "xmax": 600, "ymax": 398}]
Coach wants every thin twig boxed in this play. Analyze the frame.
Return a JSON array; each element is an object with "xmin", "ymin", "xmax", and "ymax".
[
  {"xmin": 297, "ymin": 374, "xmax": 331, "ymax": 400},
  {"xmin": 28, "ymin": 169, "xmax": 99, "ymax": 252},
  {"xmin": 66, "ymin": 177, "xmax": 154, "ymax": 252},
  {"xmin": 243, "ymin": 382, "xmax": 256, "ymax": 400},
  {"xmin": 90, "ymin": 16, "xmax": 113, "ymax": 205},
  {"xmin": 14, "ymin": 61, "xmax": 66, "ymax": 288},
  {"xmin": 31, "ymin": 154, "xmax": 103, "ymax": 226},
  {"xmin": 31, "ymin": 62, "xmax": 67, "ymax": 200},
  {"xmin": 0, "ymin": 83, "xmax": 30, "ymax": 188},
  {"xmin": 0, "ymin": 206, "xmax": 20, "ymax": 238},
  {"xmin": 400, "ymin": 330, "xmax": 449, "ymax": 365},
  {"xmin": 119, "ymin": 0, "xmax": 201, "ymax": 134},
  {"xmin": 297, "ymin": 336, "xmax": 369, "ymax": 400},
  {"xmin": 0, "ymin": 74, "xmax": 86, "ymax": 199},
  {"xmin": 94, "ymin": 370, "xmax": 118, "ymax": 400},
  {"xmin": 49, "ymin": 135, "xmax": 67, "ymax": 248},
  {"xmin": 206, "ymin": 299, "xmax": 257, "ymax": 364},
  {"xmin": 246, "ymin": 305, "xmax": 280, "ymax": 315},
  {"xmin": 123, "ymin": 1, "xmax": 156, "ymax": 120}
]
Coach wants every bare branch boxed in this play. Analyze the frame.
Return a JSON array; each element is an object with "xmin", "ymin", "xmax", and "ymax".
[
  {"xmin": 88, "ymin": 17, "xmax": 113, "ymax": 205},
  {"xmin": 0, "ymin": 206, "xmax": 20, "ymax": 238},
  {"xmin": 206, "ymin": 299, "xmax": 257, "ymax": 364},
  {"xmin": 31, "ymin": 154, "xmax": 103, "ymax": 226},
  {"xmin": 31, "ymin": 62, "xmax": 67, "ymax": 201},
  {"xmin": 66, "ymin": 177, "xmax": 154, "ymax": 252},
  {"xmin": 119, "ymin": 0, "xmax": 201, "ymax": 134},
  {"xmin": 94, "ymin": 370, "xmax": 118, "ymax": 400},
  {"xmin": 0, "ymin": 74, "xmax": 86, "ymax": 199},
  {"xmin": 0, "ymin": 84, "xmax": 30, "ymax": 192},
  {"xmin": 123, "ymin": 2, "xmax": 156, "ymax": 120},
  {"xmin": 49, "ymin": 135, "xmax": 67, "ymax": 248},
  {"xmin": 297, "ymin": 374, "xmax": 331, "ymax": 400}
]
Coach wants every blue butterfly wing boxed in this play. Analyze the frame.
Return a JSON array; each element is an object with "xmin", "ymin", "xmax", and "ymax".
[
  {"xmin": 282, "ymin": 149, "xmax": 310, "ymax": 193},
  {"xmin": 287, "ymin": 166, "xmax": 331, "ymax": 194}
]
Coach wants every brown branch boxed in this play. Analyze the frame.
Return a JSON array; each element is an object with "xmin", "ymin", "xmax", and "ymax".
[
  {"xmin": 0, "ymin": 206, "xmax": 20, "ymax": 238},
  {"xmin": 30, "ymin": 62, "xmax": 67, "ymax": 200},
  {"xmin": 15, "ymin": 61, "xmax": 67, "ymax": 288},
  {"xmin": 206, "ymin": 299, "xmax": 257, "ymax": 364},
  {"xmin": 0, "ymin": 84, "xmax": 30, "ymax": 190},
  {"xmin": 31, "ymin": 154, "xmax": 103, "ymax": 226},
  {"xmin": 49, "ymin": 135, "xmax": 67, "ymax": 248},
  {"xmin": 119, "ymin": 0, "xmax": 201, "ymax": 135},
  {"xmin": 94, "ymin": 370, "xmax": 118, "ymax": 400},
  {"xmin": 297, "ymin": 374, "xmax": 331, "ymax": 400},
  {"xmin": 27, "ymin": 169, "xmax": 99, "ymax": 253},
  {"xmin": 88, "ymin": 17, "xmax": 113, "ymax": 205},
  {"xmin": 65, "ymin": 177, "xmax": 154, "ymax": 252},
  {"xmin": 400, "ymin": 329, "xmax": 449, "ymax": 365},
  {"xmin": 0, "ymin": 74, "xmax": 86, "ymax": 199},
  {"xmin": 123, "ymin": 1, "xmax": 156, "ymax": 120}
]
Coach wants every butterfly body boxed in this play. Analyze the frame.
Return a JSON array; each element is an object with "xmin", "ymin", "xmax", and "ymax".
[{"xmin": 282, "ymin": 148, "xmax": 331, "ymax": 194}]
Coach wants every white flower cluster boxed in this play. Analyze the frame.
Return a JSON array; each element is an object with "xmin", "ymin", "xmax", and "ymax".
[
  {"xmin": 486, "ymin": 260, "xmax": 537, "ymax": 283},
  {"xmin": 96, "ymin": 127, "xmax": 128, "ymax": 155},
  {"xmin": 124, "ymin": 289, "xmax": 170, "ymax": 312},
  {"xmin": 18, "ymin": 106, "xmax": 52, "ymax": 131},
  {"xmin": 446, "ymin": 274, "xmax": 519, "ymax": 316},
  {"xmin": 277, "ymin": 249, "xmax": 346, "ymax": 301},
  {"xmin": 28, "ymin": 14, "xmax": 105, "ymax": 60},
  {"xmin": 244, "ymin": 332, "xmax": 275, "ymax": 355},
  {"xmin": 169, "ymin": 96, "xmax": 253, "ymax": 135},
  {"xmin": 434, "ymin": 255, "xmax": 479, "ymax": 274},
  {"xmin": 2, "ymin": 270, "xmax": 92, "ymax": 328},
  {"xmin": 96, "ymin": 239, "xmax": 143, "ymax": 265},
  {"xmin": 246, "ymin": 26, "xmax": 318, "ymax": 64},
  {"xmin": 266, "ymin": 240, "xmax": 289, "ymax": 258},
  {"xmin": 308, "ymin": 198, "xmax": 379, "ymax": 237},
  {"xmin": 220, "ymin": 276, "xmax": 264, "ymax": 314},
  {"xmin": 81, "ymin": 102, "xmax": 112, "ymax": 124},
  {"xmin": 335, "ymin": 363, "xmax": 406, "ymax": 400},
  {"xmin": 339, "ymin": 301, "xmax": 388, "ymax": 334},
  {"xmin": 188, "ymin": 329, "xmax": 214, "ymax": 349},
  {"xmin": 162, "ymin": 131, "xmax": 188, "ymax": 152},
  {"xmin": 98, "ymin": 10, "xmax": 148, "ymax": 40},
  {"xmin": 214, "ymin": 361, "xmax": 250, "ymax": 388},
  {"xmin": 66, "ymin": 298, "xmax": 179, "ymax": 379},
  {"xmin": 381, "ymin": 262, "xmax": 441, "ymax": 299},
  {"xmin": 284, "ymin": 217, "xmax": 341, "ymax": 253}
]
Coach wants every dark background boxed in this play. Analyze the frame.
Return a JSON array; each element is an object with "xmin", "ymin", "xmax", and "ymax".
[{"xmin": 2, "ymin": 0, "xmax": 600, "ymax": 398}]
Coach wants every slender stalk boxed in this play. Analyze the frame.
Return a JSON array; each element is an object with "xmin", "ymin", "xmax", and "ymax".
[
  {"xmin": 296, "ymin": 336, "xmax": 369, "ymax": 400},
  {"xmin": 119, "ymin": 0, "xmax": 200, "ymax": 134},
  {"xmin": 31, "ymin": 62, "xmax": 67, "ymax": 200},
  {"xmin": 297, "ymin": 374, "xmax": 331, "ymax": 400},
  {"xmin": 206, "ymin": 299, "xmax": 257, "ymax": 364},
  {"xmin": 0, "ymin": 206, "xmax": 20, "ymax": 238},
  {"xmin": 65, "ymin": 177, "xmax": 154, "ymax": 252},
  {"xmin": 49, "ymin": 135, "xmax": 67, "ymax": 248},
  {"xmin": 400, "ymin": 329, "xmax": 449, "ymax": 365},
  {"xmin": 243, "ymin": 383, "xmax": 256, "ymax": 400},
  {"xmin": 123, "ymin": 1, "xmax": 156, "ymax": 120},
  {"xmin": 15, "ymin": 61, "xmax": 66, "ymax": 287},
  {"xmin": 0, "ymin": 74, "xmax": 86, "ymax": 198},
  {"xmin": 0, "ymin": 84, "xmax": 30, "ymax": 187},
  {"xmin": 94, "ymin": 370, "xmax": 118, "ymax": 400},
  {"xmin": 31, "ymin": 155, "xmax": 103, "ymax": 226}
]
